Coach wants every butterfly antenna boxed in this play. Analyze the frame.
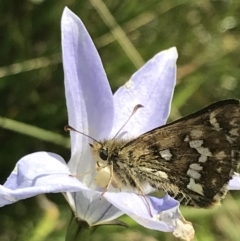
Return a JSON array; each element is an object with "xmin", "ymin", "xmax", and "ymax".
[
  {"xmin": 64, "ymin": 125, "xmax": 102, "ymax": 145},
  {"xmin": 112, "ymin": 104, "xmax": 144, "ymax": 140}
]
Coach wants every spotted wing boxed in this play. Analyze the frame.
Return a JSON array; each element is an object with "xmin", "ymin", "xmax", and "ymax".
[{"xmin": 120, "ymin": 99, "xmax": 240, "ymax": 208}]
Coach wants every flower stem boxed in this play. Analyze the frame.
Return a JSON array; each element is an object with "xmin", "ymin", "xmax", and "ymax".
[{"xmin": 66, "ymin": 215, "xmax": 97, "ymax": 241}]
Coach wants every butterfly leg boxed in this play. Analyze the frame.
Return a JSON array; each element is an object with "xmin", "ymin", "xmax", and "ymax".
[{"xmin": 99, "ymin": 163, "xmax": 115, "ymax": 197}]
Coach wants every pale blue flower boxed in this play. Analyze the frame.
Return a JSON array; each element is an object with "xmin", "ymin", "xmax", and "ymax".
[{"xmin": 2, "ymin": 7, "xmax": 239, "ymax": 241}]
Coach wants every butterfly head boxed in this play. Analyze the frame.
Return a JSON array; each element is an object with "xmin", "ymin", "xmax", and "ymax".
[{"xmin": 90, "ymin": 141, "xmax": 110, "ymax": 164}]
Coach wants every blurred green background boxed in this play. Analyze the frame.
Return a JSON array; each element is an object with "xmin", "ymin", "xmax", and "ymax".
[{"xmin": 1, "ymin": 0, "xmax": 240, "ymax": 240}]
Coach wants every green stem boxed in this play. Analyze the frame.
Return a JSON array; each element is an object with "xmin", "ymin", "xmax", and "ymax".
[
  {"xmin": 66, "ymin": 215, "xmax": 97, "ymax": 241},
  {"xmin": 0, "ymin": 116, "xmax": 70, "ymax": 148}
]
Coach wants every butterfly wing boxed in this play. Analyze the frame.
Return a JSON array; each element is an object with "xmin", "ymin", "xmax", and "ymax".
[{"xmin": 120, "ymin": 99, "xmax": 240, "ymax": 208}]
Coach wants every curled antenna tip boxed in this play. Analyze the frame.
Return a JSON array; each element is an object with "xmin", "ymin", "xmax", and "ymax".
[
  {"xmin": 111, "ymin": 104, "xmax": 144, "ymax": 140},
  {"xmin": 132, "ymin": 104, "xmax": 144, "ymax": 115},
  {"xmin": 64, "ymin": 125, "xmax": 75, "ymax": 132},
  {"xmin": 134, "ymin": 104, "xmax": 144, "ymax": 110},
  {"xmin": 64, "ymin": 125, "xmax": 69, "ymax": 131}
]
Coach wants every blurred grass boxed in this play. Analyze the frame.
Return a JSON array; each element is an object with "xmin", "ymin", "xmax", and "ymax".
[
  {"xmin": 0, "ymin": 116, "xmax": 70, "ymax": 148},
  {"xmin": 1, "ymin": 0, "xmax": 240, "ymax": 241}
]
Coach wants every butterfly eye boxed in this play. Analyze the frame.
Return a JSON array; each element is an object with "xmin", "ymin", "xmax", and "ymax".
[{"xmin": 99, "ymin": 148, "xmax": 108, "ymax": 161}]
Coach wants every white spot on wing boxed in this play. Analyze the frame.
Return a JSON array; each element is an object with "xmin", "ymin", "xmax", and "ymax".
[
  {"xmin": 199, "ymin": 155, "xmax": 207, "ymax": 162},
  {"xmin": 209, "ymin": 112, "xmax": 222, "ymax": 131},
  {"xmin": 189, "ymin": 140, "xmax": 212, "ymax": 162},
  {"xmin": 197, "ymin": 146, "xmax": 212, "ymax": 156},
  {"xmin": 189, "ymin": 140, "xmax": 203, "ymax": 148},
  {"xmin": 230, "ymin": 119, "xmax": 237, "ymax": 126},
  {"xmin": 189, "ymin": 163, "xmax": 203, "ymax": 171},
  {"xmin": 215, "ymin": 151, "xmax": 227, "ymax": 160},
  {"xmin": 187, "ymin": 163, "xmax": 202, "ymax": 180},
  {"xmin": 187, "ymin": 169, "xmax": 201, "ymax": 179},
  {"xmin": 226, "ymin": 135, "xmax": 235, "ymax": 144},
  {"xmin": 211, "ymin": 178, "xmax": 217, "ymax": 186},
  {"xmin": 184, "ymin": 135, "xmax": 190, "ymax": 142},
  {"xmin": 190, "ymin": 130, "xmax": 203, "ymax": 139},
  {"xmin": 159, "ymin": 149, "xmax": 172, "ymax": 161},
  {"xmin": 229, "ymin": 128, "xmax": 238, "ymax": 136},
  {"xmin": 187, "ymin": 178, "xmax": 204, "ymax": 195}
]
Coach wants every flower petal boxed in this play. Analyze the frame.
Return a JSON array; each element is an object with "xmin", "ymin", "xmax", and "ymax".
[
  {"xmin": 112, "ymin": 47, "xmax": 177, "ymax": 138},
  {"xmin": 61, "ymin": 7, "xmax": 114, "ymax": 176},
  {"xmin": 68, "ymin": 191, "xmax": 123, "ymax": 225},
  {"xmin": 105, "ymin": 193, "xmax": 173, "ymax": 231},
  {"xmin": 104, "ymin": 192, "xmax": 194, "ymax": 240},
  {"xmin": 0, "ymin": 152, "xmax": 87, "ymax": 207},
  {"xmin": 228, "ymin": 172, "xmax": 240, "ymax": 190}
]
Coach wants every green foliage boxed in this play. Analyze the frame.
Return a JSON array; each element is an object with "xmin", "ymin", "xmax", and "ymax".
[{"xmin": 1, "ymin": 0, "xmax": 240, "ymax": 240}]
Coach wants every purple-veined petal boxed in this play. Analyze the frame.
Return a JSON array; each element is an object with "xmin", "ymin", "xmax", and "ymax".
[
  {"xmin": 111, "ymin": 47, "xmax": 177, "ymax": 138},
  {"xmin": 0, "ymin": 152, "xmax": 87, "ymax": 207},
  {"xmin": 228, "ymin": 172, "xmax": 240, "ymax": 190},
  {"xmin": 61, "ymin": 7, "xmax": 114, "ymax": 180},
  {"xmin": 104, "ymin": 192, "xmax": 194, "ymax": 240}
]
